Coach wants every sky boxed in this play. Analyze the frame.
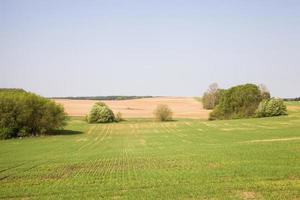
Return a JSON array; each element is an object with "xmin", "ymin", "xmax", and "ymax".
[{"xmin": 1, "ymin": 0, "xmax": 300, "ymax": 97}]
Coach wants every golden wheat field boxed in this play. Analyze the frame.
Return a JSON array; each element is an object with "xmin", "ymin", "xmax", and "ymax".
[{"xmin": 54, "ymin": 97, "xmax": 210, "ymax": 119}]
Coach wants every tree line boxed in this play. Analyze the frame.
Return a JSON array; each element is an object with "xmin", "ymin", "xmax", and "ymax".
[
  {"xmin": 283, "ymin": 97, "xmax": 300, "ymax": 101},
  {"xmin": 52, "ymin": 96, "xmax": 154, "ymax": 100}
]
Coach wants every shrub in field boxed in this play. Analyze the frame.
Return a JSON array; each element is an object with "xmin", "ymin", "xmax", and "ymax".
[
  {"xmin": 87, "ymin": 102, "xmax": 115, "ymax": 123},
  {"xmin": 202, "ymin": 83, "xmax": 221, "ymax": 109},
  {"xmin": 209, "ymin": 84, "xmax": 262, "ymax": 120},
  {"xmin": 0, "ymin": 89, "xmax": 68, "ymax": 139},
  {"xmin": 256, "ymin": 98, "xmax": 287, "ymax": 117},
  {"xmin": 115, "ymin": 112, "xmax": 124, "ymax": 122},
  {"xmin": 154, "ymin": 104, "xmax": 173, "ymax": 121}
]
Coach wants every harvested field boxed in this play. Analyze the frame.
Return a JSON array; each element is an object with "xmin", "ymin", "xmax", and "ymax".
[
  {"xmin": 54, "ymin": 97, "xmax": 210, "ymax": 119},
  {"xmin": 285, "ymin": 101, "xmax": 300, "ymax": 111},
  {"xmin": 287, "ymin": 106, "xmax": 300, "ymax": 111}
]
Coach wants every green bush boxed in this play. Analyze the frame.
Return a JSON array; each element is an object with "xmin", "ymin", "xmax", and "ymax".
[
  {"xmin": 87, "ymin": 102, "xmax": 115, "ymax": 123},
  {"xmin": 256, "ymin": 98, "xmax": 287, "ymax": 117},
  {"xmin": 0, "ymin": 89, "xmax": 68, "ymax": 139},
  {"xmin": 154, "ymin": 104, "xmax": 173, "ymax": 121},
  {"xmin": 210, "ymin": 84, "xmax": 262, "ymax": 120}
]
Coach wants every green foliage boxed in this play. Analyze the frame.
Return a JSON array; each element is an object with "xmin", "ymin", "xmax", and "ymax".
[
  {"xmin": 210, "ymin": 84, "xmax": 262, "ymax": 120},
  {"xmin": 87, "ymin": 102, "xmax": 115, "ymax": 123},
  {"xmin": 256, "ymin": 98, "xmax": 287, "ymax": 117},
  {"xmin": 95, "ymin": 102, "xmax": 107, "ymax": 107},
  {"xmin": 0, "ymin": 89, "xmax": 68, "ymax": 139},
  {"xmin": 0, "ymin": 127, "xmax": 13, "ymax": 140},
  {"xmin": 154, "ymin": 104, "xmax": 173, "ymax": 121}
]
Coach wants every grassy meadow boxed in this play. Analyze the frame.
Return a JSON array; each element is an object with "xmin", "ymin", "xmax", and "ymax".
[{"xmin": 0, "ymin": 103, "xmax": 300, "ymax": 199}]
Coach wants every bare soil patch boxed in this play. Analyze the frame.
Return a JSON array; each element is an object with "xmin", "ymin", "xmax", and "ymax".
[
  {"xmin": 239, "ymin": 191, "xmax": 261, "ymax": 200},
  {"xmin": 54, "ymin": 97, "xmax": 210, "ymax": 119}
]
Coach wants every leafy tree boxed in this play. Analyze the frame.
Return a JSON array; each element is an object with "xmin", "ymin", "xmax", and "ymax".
[
  {"xmin": 0, "ymin": 89, "xmax": 67, "ymax": 139},
  {"xmin": 259, "ymin": 84, "xmax": 271, "ymax": 100},
  {"xmin": 202, "ymin": 83, "xmax": 221, "ymax": 109},
  {"xmin": 209, "ymin": 84, "xmax": 262, "ymax": 120},
  {"xmin": 154, "ymin": 104, "xmax": 173, "ymax": 121},
  {"xmin": 87, "ymin": 102, "xmax": 115, "ymax": 123}
]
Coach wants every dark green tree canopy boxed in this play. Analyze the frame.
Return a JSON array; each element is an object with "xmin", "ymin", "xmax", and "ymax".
[
  {"xmin": 0, "ymin": 89, "xmax": 68, "ymax": 139},
  {"xmin": 210, "ymin": 84, "xmax": 262, "ymax": 120}
]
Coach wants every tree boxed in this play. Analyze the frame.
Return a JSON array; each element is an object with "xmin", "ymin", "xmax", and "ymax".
[
  {"xmin": 0, "ymin": 89, "xmax": 68, "ymax": 139},
  {"xmin": 209, "ymin": 84, "xmax": 262, "ymax": 120},
  {"xmin": 115, "ymin": 112, "xmax": 124, "ymax": 122},
  {"xmin": 202, "ymin": 83, "xmax": 221, "ymax": 109},
  {"xmin": 154, "ymin": 104, "xmax": 173, "ymax": 121},
  {"xmin": 86, "ymin": 102, "xmax": 115, "ymax": 123},
  {"xmin": 259, "ymin": 84, "xmax": 271, "ymax": 100}
]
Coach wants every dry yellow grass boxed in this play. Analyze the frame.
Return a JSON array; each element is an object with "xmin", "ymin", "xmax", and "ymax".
[{"xmin": 54, "ymin": 97, "xmax": 210, "ymax": 119}]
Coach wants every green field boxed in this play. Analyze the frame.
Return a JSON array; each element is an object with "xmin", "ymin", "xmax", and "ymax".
[{"xmin": 1, "ymin": 104, "xmax": 300, "ymax": 199}]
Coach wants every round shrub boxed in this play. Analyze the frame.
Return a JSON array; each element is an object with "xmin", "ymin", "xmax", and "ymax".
[
  {"xmin": 0, "ymin": 89, "xmax": 68, "ymax": 139},
  {"xmin": 87, "ymin": 102, "xmax": 115, "ymax": 123},
  {"xmin": 256, "ymin": 98, "xmax": 287, "ymax": 117},
  {"xmin": 154, "ymin": 104, "xmax": 173, "ymax": 121}
]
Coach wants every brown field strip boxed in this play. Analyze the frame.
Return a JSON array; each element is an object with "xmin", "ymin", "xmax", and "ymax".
[
  {"xmin": 54, "ymin": 97, "xmax": 210, "ymax": 119},
  {"xmin": 287, "ymin": 105, "xmax": 300, "ymax": 111}
]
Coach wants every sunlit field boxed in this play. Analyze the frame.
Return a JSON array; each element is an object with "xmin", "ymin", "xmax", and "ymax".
[{"xmin": 0, "ymin": 103, "xmax": 300, "ymax": 199}]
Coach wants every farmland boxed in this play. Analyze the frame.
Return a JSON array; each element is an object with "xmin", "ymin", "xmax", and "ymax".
[
  {"xmin": 0, "ymin": 101, "xmax": 299, "ymax": 199},
  {"xmin": 54, "ymin": 97, "xmax": 210, "ymax": 119}
]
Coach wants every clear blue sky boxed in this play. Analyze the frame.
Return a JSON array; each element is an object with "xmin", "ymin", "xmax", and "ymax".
[{"xmin": 1, "ymin": 0, "xmax": 299, "ymax": 97}]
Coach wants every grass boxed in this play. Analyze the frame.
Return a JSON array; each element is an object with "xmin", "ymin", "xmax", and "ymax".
[
  {"xmin": 285, "ymin": 101, "xmax": 300, "ymax": 106},
  {"xmin": 0, "ymin": 105, "xmax": 300, "ymax": 199}
]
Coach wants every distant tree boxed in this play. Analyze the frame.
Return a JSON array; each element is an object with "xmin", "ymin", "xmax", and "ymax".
[
  {"xmin": 87, "ymin": 102, "xmax": 115, "ymax": 123},
  {"xmin": 209, "ymin": 84, "xmax": 262, "ymax": 120},
  {"xmin": 259, "ymin": 84, "xmax": 271, "ymax": 100},
  {"xmin": 154, "ymin": 104, "xmax": 173, "ymax": 121},
  {"xmin": 202, "ymin": 83, "xmax": 221, "ymax": 109},
  {"xmin": 283, "ymin": 97, "xmax": 300, "ymax": 101},
  {"xmin": 115, "ymin": 112, "xmax": 124, "ymax": 122},
  {"xmin": 0, "ymin": 89, "xmax": 68, "ymax": 139}
]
